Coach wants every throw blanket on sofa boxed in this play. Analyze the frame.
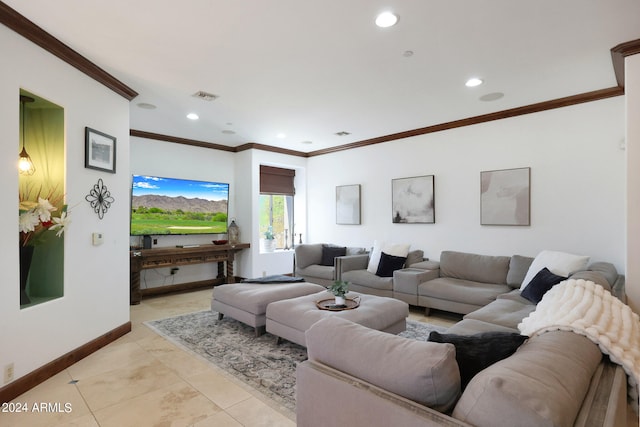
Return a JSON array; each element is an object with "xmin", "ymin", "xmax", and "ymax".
[{"xmin": 518, "ymin": 279, "xmax": 640, "ymax": 411}]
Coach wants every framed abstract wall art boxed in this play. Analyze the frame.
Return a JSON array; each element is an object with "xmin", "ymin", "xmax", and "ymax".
[
  {"xmin": 392, "ymin": 175, "xmax": 435, "ymax": 224},
  {"xmin": 336, "ymin": 184, "xmax": 361, "ymax": 225},
  {"xmin": 480, "ymin": 167, "xmax": 530, "ymax": 226}
]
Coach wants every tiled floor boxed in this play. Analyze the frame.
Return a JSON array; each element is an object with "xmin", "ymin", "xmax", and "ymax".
[{"xmin": 3, "ymin": 289, "xmax": 638, "ymax": 427}]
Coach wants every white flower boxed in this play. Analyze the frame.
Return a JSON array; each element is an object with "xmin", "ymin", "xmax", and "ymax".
[
  {"xmin": 34, "ymin": 197, "xmax": 56, "ymax": 222},
  {"xmin": 49, "ymin": 211, "xmax": 70, "ymax": 237},
  {"xmin": 19, "ymin": 210, "xmax": 40, "ymax": 233}
]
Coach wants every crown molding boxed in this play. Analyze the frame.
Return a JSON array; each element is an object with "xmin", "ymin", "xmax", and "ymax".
[
  {"xmin": 307, "ymin": 87, "xmax": 623, "ymax": 157},
  {"xmin": 0, "ymin": 1, "xmax": 138, "ymax": 100},
  {"xmin": 611, "ymin": 38, "xmax": 640, "ymax": 88},
  {"xmin": 129, "ymin": 130, "xmax": 236, "ymax": 152}
]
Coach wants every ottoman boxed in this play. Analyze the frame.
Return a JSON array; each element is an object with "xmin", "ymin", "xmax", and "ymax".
[
  {"xmin": 211, "ymin": 282, "xmax": 326, "ymax": 336},
  {"xmin": 265, "ymin": 291, "xmax": 409, "ymax": 346}
]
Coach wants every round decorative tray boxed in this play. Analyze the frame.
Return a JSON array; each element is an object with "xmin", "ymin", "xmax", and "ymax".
[{"xmin": 316, "ymin": 297, "xmax": 360, "ymax": 311}]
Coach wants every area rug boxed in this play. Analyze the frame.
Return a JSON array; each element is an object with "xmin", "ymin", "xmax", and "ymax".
[{"xmin": 145, "ymin": 310, "xmax": 447, "ymax": 412}]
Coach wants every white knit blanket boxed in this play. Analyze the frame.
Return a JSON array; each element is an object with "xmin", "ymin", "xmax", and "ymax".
[{"xmin": 518, "ymin": 279, "xmax": 640, "ymax": 410}]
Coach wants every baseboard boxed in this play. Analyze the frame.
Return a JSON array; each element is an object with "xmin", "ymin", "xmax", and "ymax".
[{"xmin": 0, "ymin": 321, "xmax": 131, "ymax": 404}]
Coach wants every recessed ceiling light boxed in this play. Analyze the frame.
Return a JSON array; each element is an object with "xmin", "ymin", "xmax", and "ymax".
[
  {"xmin": 375, "ymin": 11, "xmax": 398, "ymax": 28},
  {"xmin": 301, "ymin": 140, "xmax": 313, "ymax": 145},
  {"xmin": 137, "ymin": 102, "xmax": 157, "ymax": 110},
  {"xmin": 186, "ymin": 113, "xmax": 199, "ymax": 120},
  {"xmin": 465, "ymin": 78, "xmax": 484, "ymax": 87},
  {"xmin": 222, "ymin": 130, "xmax": 236, "ymax": 134},
  {"xmin": 277, "ymin": 133, "xmax": 287, "ymax": 139},
  {"xmin": 403, "ymin": 50, "xmax": 414, "ymax": 57}
]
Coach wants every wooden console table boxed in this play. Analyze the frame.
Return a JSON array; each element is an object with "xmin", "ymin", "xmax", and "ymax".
[{"xmin": 129, "ymin": 243, "xmax": 250, "ymax": 305}]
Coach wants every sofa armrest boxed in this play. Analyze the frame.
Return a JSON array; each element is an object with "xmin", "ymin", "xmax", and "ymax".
[
  {"xmin": 297, "ymin": 361, "xmax": 473, "ymax": 427},
  {"xmin": 335, "ymin": 253, "xmax": 369, "ymax": 279}
]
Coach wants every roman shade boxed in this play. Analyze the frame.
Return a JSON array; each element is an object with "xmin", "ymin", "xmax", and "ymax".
[{"xmin": 260, "ymin": 165, "xmax": 295, "ymax": 195}]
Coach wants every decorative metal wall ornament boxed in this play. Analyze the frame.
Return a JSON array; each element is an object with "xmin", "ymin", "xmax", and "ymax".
[{"xmin": 85, "ymin": 178, "xmax": 115, "ymax": 219}]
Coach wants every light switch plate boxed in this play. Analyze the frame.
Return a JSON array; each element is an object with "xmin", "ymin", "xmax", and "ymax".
[{"xmin": 92, "ymin": 232, "xmax": 104, "ymax": 246}]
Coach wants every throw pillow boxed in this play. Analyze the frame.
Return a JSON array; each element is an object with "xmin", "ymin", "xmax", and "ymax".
[
  {"xmin": 520, "ymin": 250, "xmax": 589, "ymax": 291},
  {"xmin": 375, "ymin": 252, "xmax": 407, "ymax": 277},
  {"xmin": 520, "ymin": 267, "xmax": 566, "ymax": 303},
  {"xmin": 367, "ymin": 241, "xmax": 411, "ymax": 273},
  {"xmin": 320, "ymin": 244, "xmax": 346, "ymax": 266},
  {"xmin": 428, "ymin": 331, "xmax": 528, "ymax": 389}
]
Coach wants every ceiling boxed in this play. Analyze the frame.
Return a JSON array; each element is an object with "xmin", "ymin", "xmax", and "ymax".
[{"xmin": 4, "ymin": 0, "xmax": 640, "ymax": 153}]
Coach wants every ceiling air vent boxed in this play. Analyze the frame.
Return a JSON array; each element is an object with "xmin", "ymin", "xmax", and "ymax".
[
  {"xmin": 192, "ymin": 91, "xmax": 219, "ymax": 101},
  {"xmin": 335, "ymin": 131, "xmax": 351, "ymax": 136}
]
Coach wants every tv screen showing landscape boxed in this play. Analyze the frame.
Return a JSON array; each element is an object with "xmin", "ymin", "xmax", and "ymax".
[{"xmin": 130, "ymin": 174, "xmax": 229, "ymax": 236}]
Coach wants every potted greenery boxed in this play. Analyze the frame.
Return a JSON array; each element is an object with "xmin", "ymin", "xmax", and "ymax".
[
  {"xmin": 328, "ymin": 280, "xmax": 349, "ymax": 306},
  {"xmin": 262, "ymin": 226, "xmax": 276, "ymax": 252}
]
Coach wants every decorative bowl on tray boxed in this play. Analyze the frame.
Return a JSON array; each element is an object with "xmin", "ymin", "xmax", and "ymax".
[{"xmin": 212, "ymin": 239, "xmax": 228, "ymax": 245}]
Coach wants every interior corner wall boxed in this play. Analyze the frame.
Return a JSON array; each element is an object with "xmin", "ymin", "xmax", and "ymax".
[
  {"xmin": 306, "ymin": 97, "xmax": 626, "ymax": 273},
  {"xmin": 625, "ymin": 53, "xmax": 640, "ymax": 313},
  {"xmin": 0, "ymin": 25, "xmax": 131, "ymax": 385},
  {"xmin": 129, "ymin": 136, "xmax": 237, "ymax": 287}
]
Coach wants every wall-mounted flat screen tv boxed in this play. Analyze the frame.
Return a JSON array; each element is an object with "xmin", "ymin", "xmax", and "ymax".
[{"xmin": 130, "ymin": 174, "xmax": 229, "ymax": 236}]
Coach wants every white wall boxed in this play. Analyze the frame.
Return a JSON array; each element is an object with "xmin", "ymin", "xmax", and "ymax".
[
  {"xmin": 0, "ymin": 25, "xmax": 131, "ymax": 384},
  {"xmin": 306, "ymin": 97, "xmax": 626, "ymax": 272},
  {"xmin": 625, "ymin": 53, "xmax": 640, "ymax": 313}
]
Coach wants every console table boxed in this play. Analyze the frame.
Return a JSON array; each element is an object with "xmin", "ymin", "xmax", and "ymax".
[{"xmin": 129, "ymin": 243, "xmax": 250, "ymax": 305}]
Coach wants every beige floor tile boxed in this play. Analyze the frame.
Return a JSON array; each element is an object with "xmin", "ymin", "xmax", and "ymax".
[
  {"xmin": 92, "ymin": 382, "xmax": 222, "ymax": 427},
  {"xmin": 185, "ymin": 369, "xmax": 253, "ymax": 409},
  {"xmin": 3, "ymin": 371, "xmax": 91, "ymax": 427},
  {"xmin": 75, "ymin": 358, "xmax": 183, "ymax": 411},
  {"xmin": 53, "ymin": 413, "xmax": 100, "ymax": 427},
  {"xmin": 225, "ymin": 397, "xmax": 296, "ymax": 427},
  {"xmin": 66, "ymin": 340, "xmax": 148, "ymax": 380},
  {"xmin": 193, "ymin": 411, "xmax": 244, "ymax": 427}
]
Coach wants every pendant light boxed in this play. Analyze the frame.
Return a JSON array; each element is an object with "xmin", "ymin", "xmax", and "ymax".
[{"xmin": 18, "ymin": 95, "xmax": 36, "ymax": 175}]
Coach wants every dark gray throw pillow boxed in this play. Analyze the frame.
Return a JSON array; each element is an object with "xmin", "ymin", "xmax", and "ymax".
[
  {"xmin": 428, "ymin": 331, "xmax": 528, "ymax": 389},
  {"xmin": 375, "ymin": 252, "xmax": 406, "ymax": 277},
  {"xmin": 321, "ymin": 245, "xmax": 347, "ymax": 266},
  {"xmin": 521, "ymin": 267, "xmax": 566, "ymax": 303}
]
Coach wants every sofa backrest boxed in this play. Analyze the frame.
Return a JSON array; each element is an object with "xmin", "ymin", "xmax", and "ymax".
[
  {"xmin": 439, "ymin": 251, "xmax": 510, "ymax": 285},
  {"xmin": 295, "ymin": 243, "xmax": 324, "ymax": 269},
  {"xmin": 452, "ymin": 331, "xmax": 602, "ymax": 427},
  {"xmin": 506, "ymin": 255, "xmax": 534, "ymax": 288}
]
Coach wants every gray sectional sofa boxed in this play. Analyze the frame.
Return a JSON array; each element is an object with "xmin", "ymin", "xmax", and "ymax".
[
  {"xmin": 294, "ymin": 243, "xmax": 367, "ymax": 287},
  {"xmin": 296, "ymin": 249, "xmax": 630, "ymax": 427}
]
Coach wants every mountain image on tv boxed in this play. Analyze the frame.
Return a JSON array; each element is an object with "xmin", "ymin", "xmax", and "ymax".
[{"xmin": 130, "ymin": 175, "xmax": 229, "ymax": 236}]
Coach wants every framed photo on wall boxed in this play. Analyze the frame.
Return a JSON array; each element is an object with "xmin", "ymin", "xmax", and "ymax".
[
  {"xmin": 480, "ymin": 167, "xmax": 530, "ymax": 226},
  {"xmin": 392, "ymin": 175, "xmax": 435, "ymax": 224},
  {"xmin": 336, "ymin": 184, "xmax": 361, "ymax": 225},
  {"xmin": 85, "ymin": 127, "xmax": 116, "ymax": 173}
]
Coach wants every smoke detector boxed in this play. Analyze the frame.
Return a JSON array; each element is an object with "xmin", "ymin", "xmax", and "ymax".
[{"xmin": 192, "ymin": 91, "xmax": 219, "ymax": 101}]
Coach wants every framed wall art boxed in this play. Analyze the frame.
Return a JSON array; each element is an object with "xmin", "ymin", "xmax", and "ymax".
[
  {"xmin": 480, "ymin": 167, "xmax": 530, "ymax": 226},
  {"xmin": 336, "ymin": 184, "xmax": 361, "ymax": 225},
  {"xmin": 85, "ymin": 127, "xmax": 116, "ymax": 173},
  {"xmin": 392, "ymin": 175, "xmax": 435, "ymax": 224}
]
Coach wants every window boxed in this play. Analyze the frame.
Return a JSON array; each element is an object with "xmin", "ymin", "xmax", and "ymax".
[{"xmin": 259, "ymin": 166, "xmax": 295, "ymax": 251}]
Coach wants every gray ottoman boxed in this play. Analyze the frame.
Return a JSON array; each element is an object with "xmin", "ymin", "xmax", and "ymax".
[
  {"xmin": 212, "ymin": 282, "xmax": 326, "ymax": 336},
  {"xmin": 265, "ymin": 291, "xmax": 409, "ymax": 346}
]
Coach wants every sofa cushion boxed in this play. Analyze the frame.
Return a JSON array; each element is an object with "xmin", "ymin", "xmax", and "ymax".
[
  {"xmin": 342, "ymin": 270, "xmax": 393, "ymax": 291},
  {"xmin": 520, "ymin": 267, "xmax": 566, "ymax": 303},
  {"xmin": 439, "ymin": 251, "xmax": 510, "ymax": 285},
  {"xmin": 376, "ymin": 252, "xmax": 407, "ymax": 277},
  {"xmin": 306, "ymin": 317, "xmax": 461, "ymax": 413},
  {"xmin": 452, "ymin": 331, "xmax": 602, "ymax": 427},
  {"xmin": 569, "ymin": 270, "xmax": 611, "ymax": 292},
  {"xmin": 297, "ymin": 264, "xmax": 335, "ymax": 281},
  {"xmin": 405, "ymin": 249, "xmax": 424, "ymax": 267},
  {"xmin": 428, "ymin": 331, "xmax": 527, "ymax": 389},
  {"xmin": 463, "ymin": 297, "xmax": 535, "ymax": 330},
  {"xmin": 520, "ymin": 250, "xmax": 589, "ymax": 291},
  {"xmin": 506, "ymin": 255, "xmax": 534, "ymax": 288},
  {"xmin": 418, "ymin": 278, "xmax": 511, "ymax": 307},
  {"xmin": 295, "ymin": 243, "xmax": 323, "ymax": 269},
  {"xmin": 367, "ymin": 241, "xmax": 410, "ymax": 273},
  {"xmin": 321, "ymin": 244, "xmax": 346, "ymax": 266}
]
